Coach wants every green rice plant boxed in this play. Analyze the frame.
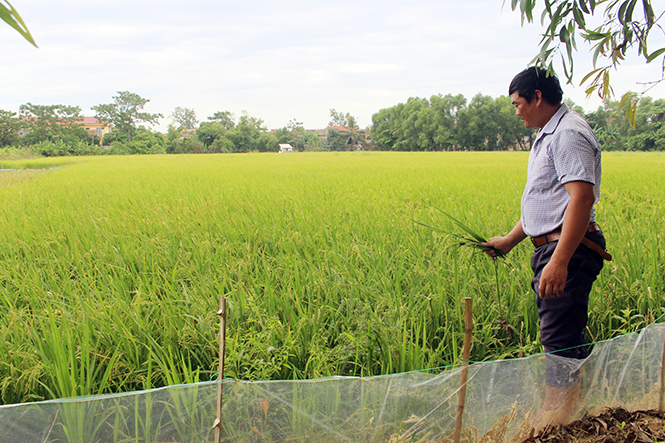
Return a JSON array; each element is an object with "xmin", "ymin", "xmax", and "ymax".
[
  {"xmin": 415, "ymin": 208, "xmax": 510, "ymax": 335},
  {"xmin": 416, "ymin": 209, "xmax": 505, "ymax": 258}
]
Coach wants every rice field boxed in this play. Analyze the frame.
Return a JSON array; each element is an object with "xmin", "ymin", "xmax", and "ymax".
[{"xmin": 0, "ymin": 151, "xmax": 662, "ymax": 406}]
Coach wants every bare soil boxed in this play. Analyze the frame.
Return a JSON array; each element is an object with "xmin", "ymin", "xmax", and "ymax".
[{"xmin": 523, "ymin": 407, "xmax": 665, "ymax": 443}]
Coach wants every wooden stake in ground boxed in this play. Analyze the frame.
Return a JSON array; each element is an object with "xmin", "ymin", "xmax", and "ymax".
[
  {"xmin": 658, "ymin": 326, "xmax": 665, "ymax": 414},
  {"xmin": 453, "ymin": 297, "xmax": 473, "ymax": 443},
  {"xmin": 213, "ymin": 296, "xmax": 228, "ymax": 443}
]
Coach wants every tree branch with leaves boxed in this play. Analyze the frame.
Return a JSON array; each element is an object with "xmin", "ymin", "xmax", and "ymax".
[{"xmin": 510, "ymin": 0, "xmax": 664, "ymax": 125}]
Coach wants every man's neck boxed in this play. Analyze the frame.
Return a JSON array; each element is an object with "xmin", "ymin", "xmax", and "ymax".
[{"xmin": 536, "ymin": 103, "xmax": 562, "ymax": 129}]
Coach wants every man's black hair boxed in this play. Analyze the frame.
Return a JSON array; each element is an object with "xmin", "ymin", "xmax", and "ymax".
[{"xmin": 509, "ymin": 67, "xmax": 563, "ymax": 105}]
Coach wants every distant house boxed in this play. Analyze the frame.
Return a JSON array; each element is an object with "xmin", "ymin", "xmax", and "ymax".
[
  {"xmin": 18, "ymin": 116, "xmax": 112, "ymax": 139},
  {"xmin": 178, "ymin": 128, "xmax": 196, "ymax": 140},
  {"xmin": 278, "ymin": 143, "xmax": 294, "ymax": 153},
  {"xmin": 78, "ymin": 117, "xmax": 112, "ymax": 140}
]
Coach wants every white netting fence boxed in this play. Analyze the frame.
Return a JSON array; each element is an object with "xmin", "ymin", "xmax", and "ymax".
[{"xmin": 1, "ymin": 322, "xmax": 663, "ymax": 442}]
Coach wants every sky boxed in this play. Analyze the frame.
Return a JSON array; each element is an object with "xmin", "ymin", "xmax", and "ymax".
[{"xmin": 1, "ymin": 0, "xmax": 664, "ymax": 132}]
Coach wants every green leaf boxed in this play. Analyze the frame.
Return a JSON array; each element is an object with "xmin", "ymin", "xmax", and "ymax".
[
  {"xmin": 0, "ymin": 1, "xmax": 37, "ymax": 47},
  {"xmin": 566, "ymin": 38, "xmax": 575, "ymax": 65},
  {"xmin": 592, "ymin": 38, "xmax": 607, "ymax": 67},
  {"xmin": 585, "ymin": 30, "xmax": 610, "ymax": 41},
  {"xmin": 561, "ymin": 51, "xmax": 574, "ymax": 82},
  {"xmin": 580, "ymin": 67, "xmax": 603, "ymax": 85},
  {"xmin": 559, "ymin": 24, "xmax": 570, "ymax": 42},
  {"xmin": 551, "ymin": 3, "xmax": 565, "ymax": 29},
  {"xmin": 643, "ymin": 0, "xmax": 655, "ymax": 26},
  {"xmin": 578, "ymin": 0, "xmax": 590, "ymax": 14},
  {"xmin": 602, "ymin": 69, "xmax": 612, "ymax": 99},
  {"xmin": 646, "ymin": 47, "xmax": 665, "ymax": 62},
  {"xmin": 624, "ymin": 0, "xmax": 638, "ymax": 23},
  {"xmin": 573, "ymin": 6, "xmax": 586, "ymax": 28},
  {"xmin": 569, "ymin": 21, "xmax": 578, "ymax": 50},
  {"xmin": 585, "ymin": 84, "xmax": 599, "ymax": 95},
  {"xmin": 540, "ymin": 5, "xmax": 550, "ymax": 26},
  {"xmin": 618, "ymin": 0, "xmax": 630, "ymax": 25},
  {"xmin": 520, "ymin": 0, "xmax": 535, "ymax": 23},
  {"xmin": 623, "ymin": 99, "xmax": 637, "ymax": 128},
  {"xmin": 618, "ymin": 91, "xmax": 637, "ymax": 109}
]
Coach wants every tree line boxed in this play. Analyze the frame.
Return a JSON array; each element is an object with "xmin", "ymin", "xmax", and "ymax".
[
  {"xmin": 1, "ymin": 90, "xmax": 664, "ymax": 158},
  {"xmin": 370, "ymin": 94, "xmax": 532, "ymax": 151},
  {"xmin": 370, "ymin": 93, "xmax": 665, "ymax": 152}
]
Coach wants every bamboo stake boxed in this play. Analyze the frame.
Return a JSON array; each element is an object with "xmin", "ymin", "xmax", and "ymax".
[
  {"xmin": 213, "ymin": 296, "xmax": 227, "ymax": 443},
  {"xmin": 658, "ymin": 328, "xmax": 665, "ymax": 414},
  {"xmin": 453, "ymin": 297, "xmax": 473, "ymax": 443}
]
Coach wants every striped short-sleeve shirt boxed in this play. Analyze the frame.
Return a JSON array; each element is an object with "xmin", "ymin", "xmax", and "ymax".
[{"xmin": 521, "ymin": 104, "xmax": 601, "ymax": 238}]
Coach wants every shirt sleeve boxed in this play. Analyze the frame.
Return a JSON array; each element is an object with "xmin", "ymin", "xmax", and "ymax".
[{"xmin": 549, "ymin": 127, "xmax": 598, "ymax": 185}]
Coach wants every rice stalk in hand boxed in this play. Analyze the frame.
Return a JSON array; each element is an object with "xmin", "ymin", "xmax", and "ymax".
[{"xmin": 415, "ymin": 209, "xmax": 508, "ymax": 325}]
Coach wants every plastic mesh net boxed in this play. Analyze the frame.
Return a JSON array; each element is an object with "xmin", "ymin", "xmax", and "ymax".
[{"xmin": 1, "ymin": 322, "xmax": 663, "ymax": 442}]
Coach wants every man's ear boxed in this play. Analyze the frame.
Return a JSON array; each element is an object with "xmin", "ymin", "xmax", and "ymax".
[{"xmin": 533, "ymin": 89, "xmax": 543, "ymax": 106}]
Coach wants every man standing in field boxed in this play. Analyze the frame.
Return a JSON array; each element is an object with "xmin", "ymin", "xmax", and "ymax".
[{"xmin": 484, "ymin": 67, "xmax": 611, "ymax": 428}]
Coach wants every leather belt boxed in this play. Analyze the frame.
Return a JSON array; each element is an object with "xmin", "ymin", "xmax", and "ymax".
[{"xmin": 530, "ymin": 223, "xmax": 612, "ymax": 261}]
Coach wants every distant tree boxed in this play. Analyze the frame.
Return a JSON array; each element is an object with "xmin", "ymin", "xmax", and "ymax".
[
  {"xmin": 166, "ymin": 123, "xmax": 205, "ymax": 154},
  {"xmin": 124, "ymin": 127, "xmax": 166, "ymax": 154},
  {"xmin": 457, "ymin": 94, "xmax": 501, "ymax": 150},
  {"xmin": 328, "ymin": 109, "xmax": 351, "ymax": 128},
  {"xmin": 272, "ymin": 127, "xmax": 291, "ymax": 144},
  {"xmin": 0, "ymin": 109, "xmax": 23, "ymax": 146},
  {"xmin": 303, "ymin": 132, "xmax": 323, "ymax": 151},
  {"xmin": 585, "ymin": 102, "xmax": 619, "ymax": 150},
  {"xmin": 429, "ymin": 93, "xmax": 467, "ymax": 150},
  {"xmin": 166, "ymin": 126, "xmax": 206, "ymax": 154},
  {"xmin": 397, "ymin": 98, "xmax": 431, "ymax": 151},
  {"xmin": 197, "ymin": 122, "xmax": 227, "ymax": 147},
  {"xmin": 101, "ymin": 130, "xmax": 128, "ymax": 146},
  {"xmin": 340, "ymin": 115, "xmax": 366, "ymax": 148},
  {"xmin": 370, "ymin": 93, "xmax": 527, "ymax": 151},
  {"xmin": 211, "ymin": 135, "xmax": 235, "ymax": 153},
  {"xmin": 370, "ymin": 106, "xmax": 400, "ymax": 150},
  {"xmin": 327, "ymin": 110, "xmax": 365, "ymax": 150},
  {"xmin": 227, "ymin": 113, "xmax": 266, "ymax": 152},
  {"xmin": 18, "ymin": 103, "xmax": 88, "ymax": 145},
  {"xmin": 1, "ymin": 1, "xmax": 36, "ymax": 46},
  {"xmin": 324, "ymin": 128, "xmax": 347, "ymax": 151},
  {"xmin": 494, "ymin": 95, "xmax": 533, "ymax": 150},
  {"xmin": 625, "ymin": 97, "xmax": 665, "ymax": 150},
  {"xmin": 274, "ymin": 119, "xmax": 321, "ymax": 151},
  {"xmin": 286, "ymin": 119, "xmax": 306, "ymax": 151},
  {"xmin": 198, "ymin": 112, "xmax": 269, "ymax": 153},
  {"xmin": 456, "ymin": 94, "xmax": 529, "ymax": 150},
  {"xmin": 208, "ymin": 111, "xmax": 235, "ymax": 130},
  {"xmin": 92, "ymin": 91, "xmax": 163, "ymax": 142},
  {"xmin": 170, "ymin": 107, "xmax": 198, "ymax": 130},
  {"xmin": 370, "ymin": 97, "xmax": 442, "ymax": 151},
  {"xmin": 256, "ymin": 132, "xmax": 280, "ymax": 152}
]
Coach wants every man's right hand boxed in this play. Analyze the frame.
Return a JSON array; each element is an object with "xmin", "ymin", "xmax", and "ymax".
[
  {"xmin": 483, "ymin": 237, "xmax": 514, "ymax": 259},
  {"xmin": 482, "ymin": 220, "xmax": 527, "ymax": 259}
]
